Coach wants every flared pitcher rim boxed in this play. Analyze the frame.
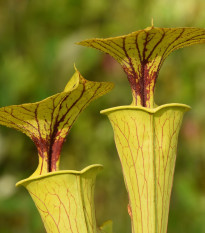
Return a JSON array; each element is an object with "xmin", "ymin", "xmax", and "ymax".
[
  {"xmin": 16, "ymin": 164, "xmax": 103, "ymax": 187},
  {"xmin": 100, "ymin": 103, "xmax": 191, "ymax": 115}
]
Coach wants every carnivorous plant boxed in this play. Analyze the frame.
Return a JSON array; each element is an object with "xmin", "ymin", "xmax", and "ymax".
[
  {"xmin": 78, "ymin": 26, "xmax": 205, "ymax": 233},
  {"xmin": 1, "ymin": 25, "xmax": 205, "ymax": 233},
  {"xmin": 0, "ymin": 67, "xmax": 114, "ymax": 233}
]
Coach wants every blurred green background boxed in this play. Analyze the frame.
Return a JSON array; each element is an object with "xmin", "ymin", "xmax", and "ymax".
[{"xmin": 1, "ymin": 0, "xmax": 205, "ymax": 232}]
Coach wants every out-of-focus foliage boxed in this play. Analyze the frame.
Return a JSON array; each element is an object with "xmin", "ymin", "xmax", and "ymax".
[{"xmin": 0, "ymin": 0, "xmax": 205, "ymax": 233}]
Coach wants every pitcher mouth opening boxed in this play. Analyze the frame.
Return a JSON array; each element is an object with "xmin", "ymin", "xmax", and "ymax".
[
  {"xmin": 16, "ymin": 164, "xmax": 103, "ymax": 187},
  {"xmin": 100, "ymin": 103, "xmax": 191, "ymax": 115}
]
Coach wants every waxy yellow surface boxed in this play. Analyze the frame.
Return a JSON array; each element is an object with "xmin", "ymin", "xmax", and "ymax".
[
  {"xmin": 78, "ymin": 27, "xmax": 205, "ymax": 108},
  {"xmin": 17, "ymin": 165, "xmax": 103, "ymax": 233},
  {"xmin": 0, "ymin": 68, "xmax": 113, "ymax": 176},
  {"xmin": 101, "ymin": 104, "xmax": 190, "ymax": 233}
]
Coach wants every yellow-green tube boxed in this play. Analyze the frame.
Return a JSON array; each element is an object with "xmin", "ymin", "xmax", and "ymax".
[
  {"xmin": 101, "ymin": 104, "xmax": 190, "ymax": 233},
  {"xmin": 16, "ymin": 165, "xmax": 103, "ymax": 233}
]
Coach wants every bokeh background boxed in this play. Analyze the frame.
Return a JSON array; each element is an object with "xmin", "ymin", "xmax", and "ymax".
[{"xmin": 1, "ymin": 0, "xmax": 205, "ymax": 232}]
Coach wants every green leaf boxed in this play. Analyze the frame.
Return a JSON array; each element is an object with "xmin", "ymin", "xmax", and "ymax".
[
  {"xmin": 0, "ymin": 67, "xmax": 114, "ymax": 176},
  {"xmin": 78, "ymin": 27, "xmax": 205, "ymax": 108},
  {"xmin": 99, "ymin": 220, "xmax": 113, "ymax": 233}
]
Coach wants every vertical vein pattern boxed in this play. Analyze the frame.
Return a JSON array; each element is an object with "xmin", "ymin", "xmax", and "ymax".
[
  {"xmin": 78, "ymin": 27, "xmax": 205, "ymax": 107},
  {"xmin": 104, "ymin": 104, "xmax": 189, "ymax": 233},
  {"xmin": 19, "ymin": 165, "xmax": 102, "ymax": 233},
  {"xmin": 0, "ymin": 69, "xmax": 114, "ymax": 175}
]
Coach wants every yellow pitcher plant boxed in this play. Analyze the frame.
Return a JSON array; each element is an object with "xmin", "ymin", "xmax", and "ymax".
[
  {"xmin": 78, "ymin": 26, "xmax": 205, "ymax": 233},
  {"xmin": 1, "ymin": 26, "xmax": 205, "ymax": 233},
  {"xmin": 0, "ymin": 67, "xmax": 114, "ymax": 233}
]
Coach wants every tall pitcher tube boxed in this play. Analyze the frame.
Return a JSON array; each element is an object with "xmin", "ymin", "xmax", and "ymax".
[{"xmin": 101, "ymin": 104, "xmax": 190, "ymax": 233}]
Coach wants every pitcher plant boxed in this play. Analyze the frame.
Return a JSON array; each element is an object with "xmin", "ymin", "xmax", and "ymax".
[
  {"xmin": 78, "ymin": 26, "xmax": 205, "ymax": 233},
  {"xmin": 0, "ymin": 67, "xmax": 114, "ymax": 233},
  {"xmin": 1, "ymin": 25, "xmax": 205, "ymax": 233}
]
